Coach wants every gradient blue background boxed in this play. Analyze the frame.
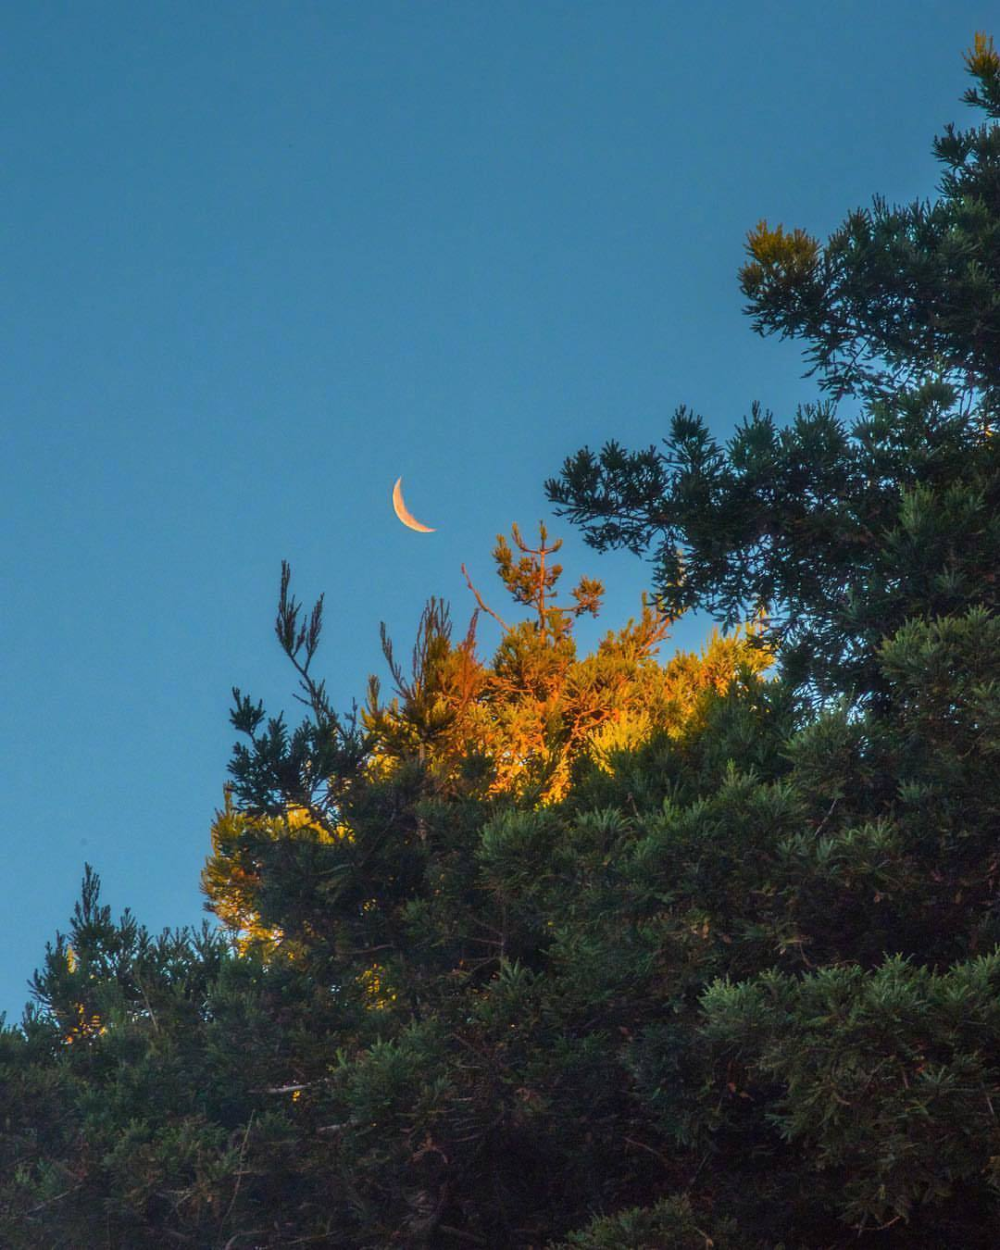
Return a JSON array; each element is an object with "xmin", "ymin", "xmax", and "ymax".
[{"xmin": 2, "ymin": 1, "xmax": 991, "ymax": 1020}]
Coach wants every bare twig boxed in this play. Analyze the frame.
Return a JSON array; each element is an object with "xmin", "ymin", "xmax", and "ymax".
[
  {"xmin": 222, "ymin": 1112, "xmax": 255, "ymax": 1229},
  {"xmin": 813, "ymin": 796, "xmax": 840, "ymax": 836},
  {"xmin": 24, "ymin": 1183, "xmax": 83, "ymax": 1217},
  {"xmin": 439, "ymin": 1226, "xmax": 489, "ymax": 1245},
  {"xmin": 224, "ymin": 1231, "xmax": 266, "ymax": 1250},
  {"xmin": 316, "ymin": 1118, "xmax": 360, "ymax": 1136},
  {"xmin": 624, "ymin": 1135, "xmax": 671, "ymax": 1168},
  {"xmin": 689, "ymin": 1146, "xmax": 712, "ymax": 1187},
  {"xmin": 134, "ymin": 974, "xmax": 159, "ymax": 1035},
  {"xmin": 259, "ymin": 1079, "xmax": 327, "ymax": 1095},
  {"xmin": 461, "ymin": 564, "xmax": 510, "ymax": 631}
]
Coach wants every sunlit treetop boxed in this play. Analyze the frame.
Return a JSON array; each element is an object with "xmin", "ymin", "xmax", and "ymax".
[
  {"xmin": 202, "ymin": 525, "xmax": 769, "ymax": 956},
  {"xmin": 365, "ymin": 522, "xmax": 768, "ymax": 804}
]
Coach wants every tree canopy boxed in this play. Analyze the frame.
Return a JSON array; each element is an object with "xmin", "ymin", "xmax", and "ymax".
[
  {"xmin": 547, "ymin": 33, "xmax": 1000, "ymax": 703},
  {"xmin": 5, "ymin": 33, "xmax": 1000, "ymax": 1250}
]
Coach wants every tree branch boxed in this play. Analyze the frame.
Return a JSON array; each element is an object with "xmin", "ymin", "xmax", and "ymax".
[{"xmin": 461, "ymin": 564, "xmax": 509, "ymax": 631}]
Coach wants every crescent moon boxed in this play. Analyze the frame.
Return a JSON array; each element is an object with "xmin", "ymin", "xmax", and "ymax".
[{"xmin": 392, "ymin": 477, "xmax": 436, "ymax": 533}]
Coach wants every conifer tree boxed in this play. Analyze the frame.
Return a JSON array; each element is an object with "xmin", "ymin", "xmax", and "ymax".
[
  {"xmin": 548, "ymin": 34, "xmax": 1000, "ymax": 703},
  {"xmin": 539, "ymin": 33, "xmax": 1000, "ymax": 1245},
  {"xmin": 204, "ymin": 523, "xmax": 766, "ymax": 957},
  {"xmin": 9, "ymin": 34, "xmax": 1000, "ymax": 1250},
  {"xmin": 190, "ymin": 528, "xmax": 771, "ymax": 1245}
]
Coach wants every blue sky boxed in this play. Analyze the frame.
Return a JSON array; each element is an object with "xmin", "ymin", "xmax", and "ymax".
[{"xmin": 2, "ymin": 1, "xmax": 992, "ymax": 1019}]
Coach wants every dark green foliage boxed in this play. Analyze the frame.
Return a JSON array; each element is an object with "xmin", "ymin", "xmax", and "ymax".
[
  {"xmin": 548, "ymin": 383, "xmax": 1000, "ymax": 702},
  {"xmin": 7, "ymin": 35, "xmax": 1000, "ymax": 1250},
  {"xmin": 701, "ymin": 954, "xmax": 1000, "ymax": 1237},
  {"xmin": 738, "ymin": 33, "xmax": 1000, "ymax": 408},
  {"xmin": 551, "ymin": 1194, "xmax": 741, "ymax": 1249},
  {"xmin": 227, "ymin": 560, "xmax": 369, "ymax": 818},
  {"xmin": 2, "ymin": 866, "xmax": 376, "ymax": 1247},
  {"xmin": 548, "ymin": 37, "xmax": 1000, "ymax": 702}
]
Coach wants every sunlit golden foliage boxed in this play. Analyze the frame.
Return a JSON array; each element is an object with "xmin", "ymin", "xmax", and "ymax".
[
  {"xmin": 63, "ymin": 1001, "xmax": 106, "ymax": 1045},
  {"xmin": 204, "ymin": 525, "xmax": 769, "ymax": 953},
  {"xmin": 203, "ymin": 794, "xmax": 351, "ymax": 951},
  {"xmin": 966, "ymin": 31, "xmax": 999, "ymax": 77},
  {"xmin": 57, "ymin": 944, "xmax": 108, "ymax": 1043},
  {"xmin": 357, "ymin": 963, "xmax": 398, "ymax": 1010},
  {"xmin": 739, "ymin": 219, "xmax": 820, "ymax": 297},
  {"xmin": 367, "ymin": 525, "xmax": 769, "ymax": 803}
]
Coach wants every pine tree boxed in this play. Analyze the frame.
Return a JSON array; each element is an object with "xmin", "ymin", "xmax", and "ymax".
[
  {"xmin": 191, "ymin": 528, "xmax": 772, "ymax": 1245},
  {"xmin": 204, "ymin": 524, "xmax": 767, "ymax": 958},
  {"xmin": 547, "ymin": 35, "xmax": 1000, "ymax": 703},
  {"xmin": 10, "ymin": 34, "xmax": 1000, "ymax": 1250}
]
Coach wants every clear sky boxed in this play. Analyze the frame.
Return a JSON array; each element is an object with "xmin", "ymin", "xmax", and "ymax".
[{"xmin": 2, "ymin": 1, "xmax": 992, "ymax": 1020}]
